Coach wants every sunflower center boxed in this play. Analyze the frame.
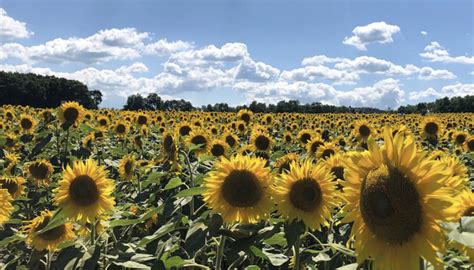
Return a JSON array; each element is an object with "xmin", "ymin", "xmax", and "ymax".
[
  {"xmin": 69, "ymin": 175, "xmax": 100, "ymax": 206},
  {"xmin": 29, "ymin": 163, "xmax": 49, "ymax": 179},
  {"xmin": 285, "ymin": 135, "xmax": 291, "ymax": 142},
  {"xmin": 255, "ymin": 135, "xmax": 270, "ymax": 150},
  {"xmin": 424, "ymin": 122, "xmax": 438, "ymax": 135},
  {"xmin": 125, "ymin": 161, "xmax": 133, "ymax": 174},
  {"xmin": 137, "ymin": 115, "xmax": 147, "ymax": 125},
  {"xmin": 310, "ymin": 141, "xmax": 323, "ymax": 153},
  {"xmin": 21, "ymin": 118, "xmax": 33, "ymax": 130},
  {"xmin": 289, "ymin": 178, "xmax": 322, "ymax": 212},
  {"xmin": 64, "ymin": 107, "xmax": 79, "ymax": 122},
  {"xmin": 300, "ymin": 133, "xmax": 311, "ymax": 144},
  {"xmin": 36, "ymin": 217, "xmax": 66, "ymax": 241},
  {"xmin": 179, "ymin": 126, "xmax": 191, "ymax": 136},
  {"xmin": 359, "ymin": 125, "xmax": 371, "ymax": 137},
  {"xmin": 225, "ymin": 136, "xmax": 236, "ymax": 147},
  {"xmin": 360, "ymin": 165, "xmax": 422, "ymax": 245},
  {"xmin": 211, "ymin": 144, "xmax": 225, "ymax": 157},
  {"xmin": 455, "ymin": 134, "xmax": 466, "ymax": 144},
  {"xmin": 222, "ymin": 170, "xmax": 262, "ymax": 207},
  {"xmin": 163, "ymin": 135, "xmax": 174, "ymax": 153},
  {"xmin": 321, "ymin": 149, "xmax": 335, "ymax": 159},
  {"xmin": 1, "ymin": 180, "xmax": 18, "ymax": 195},
  {"xmin": 331, "ymin": 166, "xmax": 345, "ymax": 181},
  {"xmin": 241, "ymin": 113, "xmax": 250, "ymax": 123},
  {"xmin": 99, "ymin": 119, "xmax": 107, "ymax": 126},
  {"xmin": 116, "ymin": 124, "xmax": 126, "ymax": 134},
  {"xmin": 191, "ymin": 135, "xmax": 207, "ymax": 147},
  {"xmin": 463, "ymin": 206, "xmax": 474, "ymax": 217}
]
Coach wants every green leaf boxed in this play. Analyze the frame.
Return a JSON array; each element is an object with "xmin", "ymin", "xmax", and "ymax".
[
  {"xmin": 34, "ymin": 209, "xmax": 66, "ymax": 236},
  {"xmin": 312, "ymin": 252, "xmax": 331, "ymax": 262},
  {"xmin": 138, "ymin": 222, "xmax": 177, "ymax": 247},
  {"xmin": 109, "ymin": 218, "xmax": 141, "ymax": 228},
  {"xmin": 141, "ymin": 171, "xmax": 166, "ymax": 188},
  {"xmin": 263, "ymin": 232, "xmax": 287, "ymax": 247},
  {"xmin": 163, "ymin": 256, "xmax": 186, "ymax": 268},
  {"xmin": 0, "ymin": 234, "xmax": 24, "ymax": 248},
  {"xmin": 336, "ymin": 263, "xmax": 359, "ymax": 270},
  {"xmin": 245, "ymin": 266, "xmax": 261, "ymax": 270},
  {"xmin": 175, "ymin": 186, "xmax": 206, "ymax": 198},
  {"xmin": 262, "ymin": 249, "xmax": 288, "ymax": 266},
  {"xmin": 112, "ymin": 261, "xmax": 150, "ymax": 268},
  {"xmin": 164, "ymin": 177, "xmax": 183, "ymax": 190}
]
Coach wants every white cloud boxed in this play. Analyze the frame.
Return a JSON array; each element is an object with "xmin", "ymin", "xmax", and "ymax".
[
  {"xmin": 280, "ymin": 65, "xmax": 359, "ymax": 85},
  {"xmin": 144, "ymin": 39, "xmax": 194, "ymax": 55},
  {"xmin": 421, "ymin": 31, "xmax": 428, "ymax": 36},
  {"xmin": 343, "ymin": 21, "xmax": 400, "ymax": 50},
  {"xmin": 420, "ymin": 41, "xmax": 474, "ymax": 64},
  {"xmin": 409, "ymin": 83, "xmax": 474, "ymax": 101},
  {"xmin": 334, "ymin": 56, "xmax": 419, "ymax": 75},
  {"xmin": 301, "ymin": 55, "xmax": 345, "ymax": 66},
  {"xmin": 0, "ymin": 28, "xmax": 149, "ymax": 64},
  {"xmin": 336, "ymin": 79, "xmax": 404, "ymax": 109},
  {"xmin": 234, "ymin": 57, "xmax": 280, "ymax": 82},
  {"xmin": 115, "ymin": 62, "xmax": 149, "ymax": 74},
  {"xmin": 0, "ymin": 8, "xmax": 33, "ymax": 41},
  {"xmin": 417, "ymin": 67, "xmax": 456, "ymax": 80},
  {"xmin": 169, "ymin": 43, "xmax": 249, "ymax": 66}
]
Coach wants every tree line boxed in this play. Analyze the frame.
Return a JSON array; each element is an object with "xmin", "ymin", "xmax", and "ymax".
[
  {"xmin": 0, "ymin": 71, "xmax": 102, "ymax": 109},
  {"xmin": 1, "ymin": 71, "xmax": 472, "ymax": 113}
]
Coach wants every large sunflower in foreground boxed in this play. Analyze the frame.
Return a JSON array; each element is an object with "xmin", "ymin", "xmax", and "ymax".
[
  {"xmin": 0, "ymin": 189, "xmax": 13, "ymax": 225},
  {"xmin": 203, "ymin": 155, "xmax": 273, "ymax": 224},
  {"xmin": 342, "ymin": 128, "xmax": 453, "ymax": 269},
  {"xmin": 58, "ymin": 101, "xmax": 85, "ymax": 126},
  {"xmin": 273, "ymin": 159, "xmax": 336, "ymax": 230},
  {"xmin": 54, "ymin": 159, "xmax": 115, "ymax": 223},
  {"xmin": 23, "ymin": 210, "xmax": 75, "ymax": 251}
]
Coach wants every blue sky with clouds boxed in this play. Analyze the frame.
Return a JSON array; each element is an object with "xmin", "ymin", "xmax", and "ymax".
[{"xmin": 1, "ymin": 0, "xmax": 473, "ymax": 108}]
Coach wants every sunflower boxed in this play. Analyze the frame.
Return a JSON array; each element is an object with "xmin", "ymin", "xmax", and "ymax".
[
  {"xmin": 250, "ymin": 130, "xmax": 273, "ymax": 152},
  {"xmin": 282, "ymin": 132, "xmax": 293, "ymax": 144},
  {"xmin": 54, "ymin": 159, "xmax": 115, "ymax": 223},
  {"xmin": 209, "ymin": 139, "xmax": 230, "ymax": 158},
  {"xmin": 237, "ymin": 109, "xmax": 253, "ymax": 124},
  {"xmin": 421, "ymin": 117, "xmax": 443, "ymax": 140},
  {"xmin": 464, "ymin": 135, "xmax": 474, "ymax": 152},
  {"xmin": 0, "ymin": 176, "xmax": 25, "ymax": 199},
  {"xmin": 161, "ymin": 132, "xmax": 177, "ymax": 159},
  {"xmin": 58, "ymin": 101, "xmax": 85, "ymax": 126},
  {"xmin": 273, "ymin": 159, "xmax": 336, "ymax": 230},
  {"xmin": 235, "ymin": 120, "xmax": 247, "ymax": 135},
  {"xmin": 306, "ymin": 136, "xmax": 325, "ymax": 157},
  {"xmin": 26, "ymin": 160, "xmax": 54, "ymax": 186},
  {"xmin": 223, "ymin": 132, "xmax": 239, "ymax": 148},
  {"xmin": 0, "ymin": 189, "xmax": 13, "ymax": 225},
  {"xmin": 452, "ymin": 130, "xmax": 468, "ymax": 146},
  {"xmin": 297, "ymin": 129, "xmax": 314, "ymax": 146},
  {"xmin": 352, "ymin": 120, "xmax": 373, "ymax": 141},
  {"xmin": 446, "ymin": 190, "xmax": 474, "ymax": 261},
  {"xmin": 274, "ymin": 153, "xmax": 299, "ymax": 174},
  {"xmin": 96, "ymin": 116, "xmax": 109, "ymax": 129},
  {"xmin": 316, "ymin": 142, "xmax": 338, "ymax": 160},
  {"xmin": 440, "ymin": 155, "xmax": 469, "ymax": 193},
  {"xmin": 114, "ymin": 121, "xmax": 129, "ymax": 137},
  {"xmin": 323, "ymin": 154, "xmax": 349, "ymax": 191},
  {"xmin": 118, "ymin": 155, "xmax": 136, "ymax": 180},
  {"xmin": 82, "ymin": 133, "xmax": 95, "ymax": 150},
  {"xmin": 187, "ymin": 130, "xmax": 211, "ymax": 155},
  {"xmin": 22, "ymin": 210, "xmax": 75, "ymax": 251},
  {"xmin": 203, "ymin": 155, "xmax": 273, "ymax": 224},
  {"xmin": 136, "ymin": 112, "xmax": 149, "ymax": 126},
  {"xmin": 177, "ymin": 122, "xmax": 193, "ymax": 137},
  {"xmin": 18, "ymin": 114, "xmax": 36, "ymax": 134},
  {"xmin": 342, "ymin": 128, "xmax": 453, "ymax": 269}
]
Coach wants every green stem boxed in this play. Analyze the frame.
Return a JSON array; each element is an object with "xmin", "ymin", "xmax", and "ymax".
[
  {"xmin": 215, "ymin": 235, "xmax": 226, "ymax": 270},
  {"xmin": 293, "ymin": 236, "xmax": 301, "ymax": 270},
  {"xmin": 90, "ymin": 218, "xmax": 96, "ymax": 246},
  {"xmin": 46, "ymin": 251, "xmax": 52, "ymax": 270},
  {"xmin": 183, "ymin": 151, "xmax": 195, "ymax": 216}
]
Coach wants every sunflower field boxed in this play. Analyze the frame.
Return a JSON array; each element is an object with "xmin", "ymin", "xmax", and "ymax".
[{"xmin": 0, "ymin": 101, "xmax": 473, "ymax": 270}]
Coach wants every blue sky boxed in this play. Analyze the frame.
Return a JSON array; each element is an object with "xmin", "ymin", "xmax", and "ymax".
[{"xmin": 1, "ymin": 0, "xmax": 473, "ymax": 108}]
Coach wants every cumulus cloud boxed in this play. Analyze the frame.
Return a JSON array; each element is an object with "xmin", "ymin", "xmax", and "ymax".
[
  {"xmin": 334, "ymin": 56, "xmax": 419, "ymax": 76},
  {"xmin": 144, "ymin": 39, "xmax": 194, "ymax": 55},
  {"xmin": 409, "ymin": 83, "xmax": 474, "ymax": 101},
  {"xmin": 343, "ymin": 21, "xmax": 400, "ymax": 50},
  {"xmin": 421, "ymin": 31, "xmax": 428, "ymax": 36},
  {"xmin": 280, "ymin": 65, "xmax": 359, "ymax": 85},
  {"xmin": 420, "ymin": 42, "xmax": 474, "ymax": 64},
  {"xmin": 0, "ymin": 8, "xmax": 33, "ymax": 41},
  {"xmin": 417, "ymin": 67, "xmax": 456, "ymax": 80},
  {"xmin": 336, "ymin": 79, "xmax": 404, "ymax": 109}
]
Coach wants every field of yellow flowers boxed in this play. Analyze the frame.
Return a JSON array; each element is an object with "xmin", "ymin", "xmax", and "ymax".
[{"xmin": 0, "ymin": 101, "xmax": 473, "ymax": 269}]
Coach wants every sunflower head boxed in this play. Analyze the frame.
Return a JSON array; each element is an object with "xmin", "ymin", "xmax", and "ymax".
[
  {"xmin": 250, "ymin": 130, "xmax": 273, "ymax": 152},
  {"xmin": 209, "ymin": 139, "xmax": 230, "ymax": 158},
  {"xmin": 316, "ymin": 142, "xmax": 338, "ymax": 160},
  {"xmin": 297, "ymin": 129, "xmax": 314, "ymax": 146},
  {"xmin": 352, "ymin": 120, "xmax": 373, "ymax": 141},
  {"xmin": 342, "ymin": 129, "xmax": 452, "ymax": 269},
  {"xmin": 273, "ymin": 159, "xmax": 336, "ymax": 230},
  {"xmin": 223, "ymin": 132, "xmax": 239, "ymax": 148},
  {"xmin": 19, "ymin": 114, "xmax": 36, "ymax": 134},
  {"xmin": 0, "ymin": 176, "xmax": 25, "ymax": 199},
  {"xmin": 421, "ymin": 117, "xmax": 443, "ymax": 139},
  {"xmin": 54, "ymin": 159, "xmax": 115, "ymax": 223},
  {"xmin": 306, "ymin": 136, "xmax": 325, "ymax": 157},
  {"xmin": 162, "ymin": 132, "xmax": 177, "ymax": 159},
  {"xmin": 136, "ymin": 113, "xmax": 149, "ymax": 126},
  {"xmin": 237, "ymin": 109, "xmax": 253, "ymax": 124},
  {"xmin": 177, "ymin": 123, "xmax": 193, "ymax": 137},
  {"xmin": 203, "ymin": 154, "xmax": 273, "ymax": 224},
  {"xmin": 274, "ymin": 153, "xmax": 299, "ymax": 174},
  {"xmin": 0, "ymin": 189, "xmax": 13, "ymax": 225},
  {"xmin": 26, "ymin": 160, "xmax": 54, "ymax": 186},
  {"xmin": 114, "ymin": 121, "xmax": 129, "ymax": 136},
  {"xmin": 58, "ymin": 101, "xmax": 85, "ymax": 126},
  {"xmin": 118, "ymin": 155, "xmax": 137, "ymax": 180},
  {"xmin": 187, "ymin": 130, "xmax": 211, "ymax": 155},
  {"xmin": 22, "ymin": 210, "xmax": 75, "ymax": 251}
]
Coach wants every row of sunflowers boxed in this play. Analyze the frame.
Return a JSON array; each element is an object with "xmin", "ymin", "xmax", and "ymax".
[{"xmin": 0, "ymin": 101, "xmax": 473, "ymax": 269}]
